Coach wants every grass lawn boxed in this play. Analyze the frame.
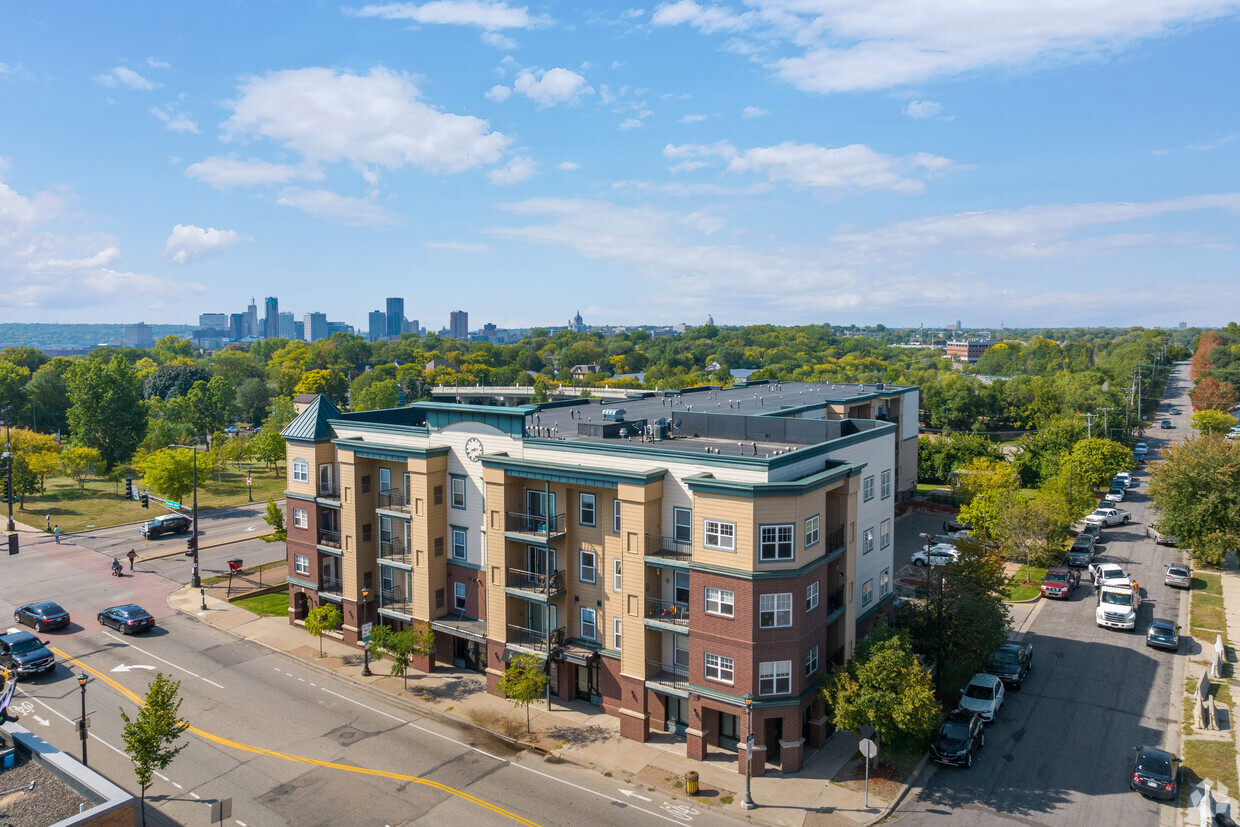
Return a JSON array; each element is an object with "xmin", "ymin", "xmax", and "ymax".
[
  {"xmin": 1195, "ymin": 572, "xmax": 1223, "ymax": 597},
  {"xmin": 917, "ymin": 483, "xmax": 950, "ymax": 493},
  {"xmin": 1182, "ymin": 737, "xmax": 1238, "ymax": 795},
  {"xmin": 232, "ymin": 590, "xmax": 290, "ymax": 618},
  {"xmin": 17, "ymin": 464, "xmax": 286, "ymax": 533},
  {"xmin": 1003, "ymin": 566, "xmax": 1048, "ymax": 601},
  {"xmin": 1191, "ymin": 592, "xmax": 1226, "ymax": 634},
  {"xmin": 202, "ymin": 560, "xmax": 286, "ymax": 586}
]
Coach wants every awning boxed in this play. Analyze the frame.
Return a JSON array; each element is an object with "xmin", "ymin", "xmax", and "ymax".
[
  {"xmin": 501, "ymin": 646, "xmax": 547, "ymax": 665},
  {"xmin": 430, "ymin": 613, "xmax": 488, "ymax": 644},
  {"xmin": 561, "ymin": 643, "xmax": 600, "ymax": 666}
]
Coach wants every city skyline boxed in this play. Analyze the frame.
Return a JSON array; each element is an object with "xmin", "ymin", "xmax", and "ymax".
[{"xmin": 2, "ymin": 3, "xmax": 1238, "ymax": 329}]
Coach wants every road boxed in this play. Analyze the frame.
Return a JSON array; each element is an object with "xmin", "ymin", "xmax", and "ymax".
[{"xmin": 888, "ymin": 362, "xmax": 1194, "ymax": 827}]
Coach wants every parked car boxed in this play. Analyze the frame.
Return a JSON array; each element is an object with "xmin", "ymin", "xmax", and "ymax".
[
  {"xmin": 1170, "ymin": 407, "xmax": 1181, "ymax": 415},
  {"xmin": 1090, "ymin": 563, "xmax": 1132, "ymax": 588},
  {"xmin": 930, "ymin": 710, "xmax": 985, "ymax": 768},
  {"xmin": 1147, "ymin": 526, "xmax": 1177, "ymax": 546},
  {"xmin": 1070, "ymin": 533, "xmax": 1096, "ymax": 555},
  {"xmin": 943, "ymin": 520, "xmax": 972, "ymax": 534},
  {"xmin": 912, "ymin": 545, "xmax": 960, "ymax": 567},
  {"xmin": 1131, "ymin": 745, "xmax": 1180, "ymax": 800},
  {"xmin": 1161, "ymin": 419, "xmax": 1173, "ymax": 429},
  {"xmin": 139, "ymin": 513, "xmax": 191, "ymax": 539},
  {"xmin": 1164, "ymin": 563, "xmax": 1192, "ymax": 588},
  {"xmin": 0, "ymin": 630, "xmax": 55, "ymax": 678},
  {"xmin": 1079, "ymin": 522, "xmax": 1104, "ymax": 544},
  {"xmin": 1104, "ymin": 487, "xmax": 1126, "ymax": 503},
  {"xmin": 1065, "ymin": 547, "xmax": 1094, "ymax": 568},
  {"xmin": 1135, "ymin": 442, "xmax": 1148, "ymax": 455},
  {"xmin": 958, "ymin": 673, "xmax": 1005, "ymax": 722},
  {"xmin": 1041, "ymin": 567, "xmax": 1080, "ymax": 598},
  {"xmin": 97, "ymin": 604, "xmax": 156, "ymax": 634},
  {"xmin": 984, "ymin": 641, "xmax": 1034, "ymax": 689},
  {"xmin": 13, "ymin": 601, "xmax": 71, "ymax": 632},
  {"xmin": 1114, "ymin": 471, "xmax": 1134, "ymax": 488},
  {"xmin": 1145, "ymin": 618, "xmax": 1180, "ymax": 651},
  {"xmin": 1085, "ymin": 507, "xmax": 1132, "ymax": 527}
]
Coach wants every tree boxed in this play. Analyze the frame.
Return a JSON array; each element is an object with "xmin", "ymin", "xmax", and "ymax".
[
  {"xmin": 369, "ymin": 623, "xmax": 436, "ymax": 689},
  {"xmin": 354, "ymin": 378, "xmax": 399, "ymax": 412},
  {"xmin": 496, "ymin": 653, "xmax": 548, "ymax": 733},
  {"xmin": 1191, "ymin": 410, "xmax": 1238, "ymax": 438},
  {"xmin": 294, "ymin": 369, "xmax": 348, "ymax": 405},
  {"xmin": 136, "ymin": 448, "xmax": 214, "ymax": 503},
  {"xmin": 119, "ymin": 673, "xmax": 190, "ymax": 827},
  {"xmin": 1065, "ymin": 438, "xmax": 1133, "ymax": 491},
  {"xmin": 9, "ymin": 453, "xmax": 38, "ymax": 508},
  {"xmin": 142, "ymin": 364, "xmax": 211, "ymax": 400},
  {"xmin": 24, "ymin": 363, "xmax": 70, "ymax": 433},
  {"xmin": 235, "ymin": 377, "xmax": 271, "ymax": 425},
  {"xmin": 305, "ymin": 604, "xmax": 342, "ymax": 657},
  {"xmin": 252, "ymin": 429, "xmax": 285, "ymax": 473},
  {"xmin": 59, "ymin": 445, "xmax": 103, "ymax": 491},
  {"xmin": 0, "ymin": 359, "xmax": 31, "ymax": 420},
  {"xmin": 824, "ymin": 628, "xmax": 940, "ymax": 752},
  {"xmin": 954, "ymin": 458, "xmax": 1019, "ymax": 541},
  {"xmin": 992, "ymin": 493, "xmax": 1070, "ymax": 577},
  {"xmin": 260, "ymin": 498, "xmax": 286, "ymax": 544},
  {"xmin": 1147, "ymin": 437, "xmax": 1240, "ymax": 566},
  {"xmin": 65, "ymin": 355, "xmax": 146, "ymax": 467},
  {"xmin": 1191, "ymin": 377, "xmax": 1240, "ymax": 411}
]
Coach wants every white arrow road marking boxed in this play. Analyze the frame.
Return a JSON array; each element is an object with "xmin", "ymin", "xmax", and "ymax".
[
  {"xmin": 618, "ymin": 789, "xmax": 652, "ymax": 801},
  {"xmin": 111, "ymin": 664, "xmax": 157, "ymax": 672},
  {"xmin": 32, "ymin": 715, "xmax": 49, "ymax": 727},
  {"xmin": 102, "ymin": 630, "xmax": 225, "ymax": 688}
]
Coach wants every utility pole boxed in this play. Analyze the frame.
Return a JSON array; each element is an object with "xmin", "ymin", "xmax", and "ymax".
[
  {"xmin": 1101, "ymin": 407, "xmax": 1114, "ymax": 441},
  {"xmin": 3, "ymin": 417, "xmax": 14, "ymax": 532},
  {"xmin": 1082, "ymin": 412, "xmax": 1097, "ymax": 438}
]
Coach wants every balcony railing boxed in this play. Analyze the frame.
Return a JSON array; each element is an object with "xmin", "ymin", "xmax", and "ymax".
[
  {"xmin": 645, "ymin": 659, "xmax": 689, "ymax": 690},
  {"xmin": 827, "ymin": 585, "xmax": 846, "ymax": 615},
  {"xmin": 645, "ymin": 597, "xmax": 689, "ymax": 627},
  {"xmin": 505, "ymin": 568, "xmax": 566, "ymax": 598},
  {"xmin": 317, "ymin": 528, "xmax": 341, "ymax": 549},
  {"xmin": 505, "ymin": 511, "xmax": 566, "ymax": 537},
  {"xmin": 317, "ymin": 482, "xmax": 340, "ymax": 499},
  {"xmin": 644, "ymin": 534, "xmax": 692, "ymax": 561},
  {"xmin": 320, "ymin": 576, "xmax": 343, "ymax": 596},
  {"xmin": 830, "ymin": 646, "xmax": 847, "ymax": 668},
  {"xmin": 377, "ymin": 488, "xmax": 410, "ymax": 513},
  {"xmin": 379, "ymin": 589, "xmax": 412, "ymax": 616},
  {"xmin": 379, "ymin": 540, "xmax": 412, "ymax": 566},
  {"xmin": 507, "ymin": 624, "xmax": 564, "ymax": 652},
  {"xmin": 824, "ymin": 524, "xmax": 846, "ymax": 553}
]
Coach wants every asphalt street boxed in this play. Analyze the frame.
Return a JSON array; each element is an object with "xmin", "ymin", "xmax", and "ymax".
[{"xmin": 889, "ymin": 362, "xmax": 1195, "ymax": 827}]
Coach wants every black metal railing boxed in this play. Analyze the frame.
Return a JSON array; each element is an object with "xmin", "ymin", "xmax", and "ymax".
[
  {"xmin": 320, "ymin": 576, "xmax": 343, "ymax": 595},
  {"xmin": 377, "ymin": 488, "xmax": 410, "ymax": 513},
  {"xmin": 645, "ymin": 597, "xmax": 689, "ymax": 626},
  {"xmin": 379, "ymin": 540, "xmax": 412, "ymax": 565},
  {"xmin": 505, "ymin": 568, "xmax": 566, "ymax": 597},
  {"xmin": 645, "ymin": 660, "xmax": 689, "ymax": 689},
  {"xmin": 317, "ymin": 528, "xmax": 341, "ymax": 549},
  {"xmin": 824, "ymin": 524, "xmax": 846, "ymax": 552},
  {"xmin": 379, "ymin": 589, "xmax": 412, "ymax": 615},
  {"xmin": 317, "ymin": 482, "xmax": 340, "ymax": 499},
  {"xmin": 505, "ymin": 511, "xmax": 566, "ymax": 536},
  {"xmin": 644, "ymin": 534, "xmax": 692, "ymax": 561},
  {"xmin": 827, "ymin": 585, "xmax": 846, "ymax": 615},
  {"xmin": 507, "ymin": 624, "xmax": 565, "ymax": 650}
]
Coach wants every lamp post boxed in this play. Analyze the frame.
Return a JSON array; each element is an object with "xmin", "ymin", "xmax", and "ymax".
[
  {"xmin": 361, "ymin": 587, "xmax": 373, "ymax": 676},
  {"xmin": 741, "ymin": 693, "xmax": 756, "ymax": 810},
  {"xmin": 3, "ymin": 416, "xmax": 14, "ymax": 532},
  {"xmin": 77, "ymin": 673, "xmax": 88, "ymax": 766},
  {"xmin": 172, "ymin": 443, "xmax": 201, "ymax": 589}
]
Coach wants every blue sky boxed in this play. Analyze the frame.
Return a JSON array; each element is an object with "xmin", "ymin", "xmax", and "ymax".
[{"xmin": 2, "ymin": 1, "xmax": 1238, "ymax": 330}]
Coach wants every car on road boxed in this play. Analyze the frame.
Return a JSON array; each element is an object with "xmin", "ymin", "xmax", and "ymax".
[
  {"xmin": 1090, "ymin": 563, "xmax": 1132, "ymax": 588},
  {"xmin": 1170, "ymin": 407, "xmax": 1181, "ymax": 415},
  {"xmin": 1041, "ymin": 567, "xmax": 1081, "ymax": 598},
  {"xmin": 1164, "ymin": 563, "xmax": 1192, "ymax": 588},
  {"xmin": 1147, "ymin": 525, "xmax": 1177, "ymax": 546},
  {"xmin": 0, "ymin": 630, "xmax": 56, "ymax": 678},
  {"xmin": 13, "ymin": 601, "xmax": 71, "ymax": 632},
  {"xmin": 1104, "ymin": 486, "xmax": 1126, "ymax": 503},
  {"xmin": 1161, "ymin": 419, "xmax": 1173, "ymax": 429},
  {"xmin": 958, "ymin": 673, "xmax": 1005, "ymax": 722},
  {"xmin": 930, "ymin": 710, "xmax": 985, "ymax": 768},
  {"xmin": 1078, "ymin": 522, "xmax": 1104, "ymax": 544},
  {"xmin": 97, "ymin": 604, "xmax": 156, "ymax": 634},
  {"xmin": 912, "ymin": 545, "xmax": 960, "ymax": 567},
  {"xmin": 1085, "ymin": 507, "xmax": 1132, "ymax": 527},
  {"xmin": 984, "ymin": 641, "xmax": 1034, "ymax": 689},
  {"xmin": 943, "ymin": 519, "xmax": 972, "ymax": 534},
  {"xmin": 1065, "ymin": 546, "xmax": 1094, "ymax": 568},
  {"xmin": 1145, "ymin": 618, "xmax": 1180, "ymax": 651},
  {"xmin": 1135, "ymin": 442, "xmax": 1148, "ymax": 455},
  {"xmin": 1131, "ymin": 745, "xmax": 1180, "ymax": 800},
  {"xmin": 1114, "ymin": 471, "xmax": 1134, "ymax": 487},
  {"xmin": 140, "ymin": 513, "xmax": 191, "ymax": 539}
]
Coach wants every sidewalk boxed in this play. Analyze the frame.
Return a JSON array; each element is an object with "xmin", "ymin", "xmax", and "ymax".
[{"xmin": 167, "ymin": 585, "xmax": 894, "ymax": 827}]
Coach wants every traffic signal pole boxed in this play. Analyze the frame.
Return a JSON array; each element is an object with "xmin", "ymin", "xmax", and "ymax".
[{"xmin": 4, "ymin": 418, "xmax": 14, "ymax": 532}]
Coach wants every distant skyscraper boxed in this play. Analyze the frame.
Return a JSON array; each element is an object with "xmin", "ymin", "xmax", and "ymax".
[
  {"xmin": 327, "ymin": 321, "xmax": 353, "ymax": 337},
  {"xmin": 449, "ymin": 310, "xmax": 468, "ymax": 339},
  {"xmin": 247, "ymin": 297, "xmax": 259, "ymax": 338},
  {"xmin": 229, "ymin": 313, "xmax": 246, "ymax": 340},
  {"xmin": 199, "ymin": 313, "xmax": 227, "ymax": 330},
  {"xmin": 304, "ymin": 312, "xmax": 328, "ymax": 342},
  {"xmin": 122, "ymin": 322, "xmax": 153, "ymax": 349},
  {"xmin": 278, "ymin": 312, "xmax": 296, "ymax": 339},
  {"xmin": 369, "ymin": 311, "xmax": 387, "ymax": 342},
  {"xmin": 264, "ymin": 297, "xmax": 279, "ymax": 339},
  {"xmin": 386, "ymin": 297, "xmax": 404, "ymax": 338},
  {"xmin": 405, "ymin": 318, "xmax": 419, "ymax": 335},
  {"xmin": 1180, "ymin": 322, "xmax": 1187, "ymax": 330},
  {"xmin": 294, "ymin": 320, "xmax": 305, "ymax": 340}
]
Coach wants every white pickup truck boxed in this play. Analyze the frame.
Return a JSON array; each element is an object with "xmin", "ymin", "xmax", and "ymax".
[
  {"xmin": 1084, "ymin": 507, "xmax": 1132, "ymax": 527},
  {"xmin": 1097, "ymin": 582, "xmax": 1140, "ymax": 630}
]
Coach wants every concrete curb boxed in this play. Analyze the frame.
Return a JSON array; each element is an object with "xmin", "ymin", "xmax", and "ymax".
[{"xmin": 1003, "ymin": 595, "xmax": 1042, "ymax": 605}]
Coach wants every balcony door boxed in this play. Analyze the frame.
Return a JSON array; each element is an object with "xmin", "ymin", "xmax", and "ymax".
[
  {"xmin": 525, "ymin": 489, "xmax": 556, "ymax": 531},
  {"xmin": 527, "ymin": 602, "xmax": 557, "ymax": 637},
  {"xmin": 379, "ymin": 467, "xmax": 391, "ymax": 493},
  {"xmin": 318, "ymin": 463, "xmax": 333, "ymax": 492},
  {"xmin": 527, "ymin": 545, "xmax": 556, "ymax": 583},
  {"xmin": 321, "ymin": 556, "xmax": 338, "ymax": 586}
]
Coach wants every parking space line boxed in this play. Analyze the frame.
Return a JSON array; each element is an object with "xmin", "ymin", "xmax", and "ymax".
[{"xmin": 100, "ymin": 630, "xmax": 225, "ymax": 689}]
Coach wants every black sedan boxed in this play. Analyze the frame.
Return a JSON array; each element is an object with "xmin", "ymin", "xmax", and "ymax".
[
  {"xmin": 14, "ymin": 601, "xmax": 71, "ymax": 632},
  {"xmin": 97, "ymin": 604, "xmax": 155, "ymax": 634},
  {"xmin": 984, "ymin": 640, "xmax": 1033, "ymax": 690},
  {"xmin": 1131, "ymin": 745, "xmax": 1180, "ymax": 800},
  {"xmin": 930, "ymin": 710, "xmax": 984, "ymax": 768},
  {"xmin": 1146, "ymin": 618, "xmax": 1180, "ymax": 651}
]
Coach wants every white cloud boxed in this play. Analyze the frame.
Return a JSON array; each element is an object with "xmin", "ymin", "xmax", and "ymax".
[
  {"xmin": 1187, "ymin": 133, "xmax": 1239, "ymax": 152},
  {"xmin": 486, "ymin": 84, "xmax": 512, "ymax": 102},
  {"xmin": 146, "ymin": 58, "xmax": 171, "ymax": 69},
  {"xmin": 0, "ymin": 62, "xmax": 35, "ymax": 82},
  {"xmin": 487, "ymin": 155, "xmax": 538, "ymax": 185},
  {"xmin": 558, "ymin": 161, "xmax": 580, "ymax": 171},
  {"xmin": 94, "ymin": 66, "xmax": 161, "ymax": 90},
  {"xmin": 741, "ymin": 106, "xmax": 768, "ymax": 119},
  {"xmin": 679, "ymin": 113, "xmax": 708, "ymax": 123},
  {"xmin": 163, "ymin": 224, "xmax": 242, "ymax": 264},
  {"xmin": 347, "ymin": 1, "xmax": 547, "ymax": 28},
  {"xmin": 150, "ymin": 106, "xmax": 199, "ymax": 133},
  {"xmin": 513, "ymin": 67, "xmax": 593, "ymax": 107},
  {"xmin": 423, "ymin": 240, "xmax": 491, "ymax": 253},
  {"xmin": 481, "ymin": 31, "xmax": 518, "ymax": 49},
  {"xmin": 223, "ymin": 67, "xmax": 510, "ymax": 174},
  {"xmin": 185, "ymin": 156, "xmax": 303, "ymax": 189},
  {"xmin": 651, "ymin": 1, "xmax": 753, "ymax": 33},
  {"xmin": 275, "ymin": 188, "xmax": 401, "ymax": 226},
  {"xmin": 618, "ymin": 118, "xmax": 645, "ymax": 130},
  {"xmin": 904, "ymin": 100, "xmax": 943, "ymax": 119}
]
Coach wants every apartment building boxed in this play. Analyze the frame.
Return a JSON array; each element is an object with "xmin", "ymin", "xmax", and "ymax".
[{"xmin": 281, "ymin": 380, "xmax": 917, "ymax": 776}]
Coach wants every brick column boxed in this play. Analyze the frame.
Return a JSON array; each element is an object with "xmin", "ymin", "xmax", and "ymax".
[
  {"xmin": 557, "ymin": 662, "xmax": 574, "ymax": 700},
  {"xmin": 780, "ymin": 737, "xmax": 805, "ymax": 774},
  {"xmin": 618, "ymin": 674, "xmax": 649, "ymax": 743},
  {"xmin": 411, "ymin": 651, "xmax": 435, "ymax": 673},
  {"xmin": 647, "ymin": 691, "xmax": 667, "ymax": 732}
]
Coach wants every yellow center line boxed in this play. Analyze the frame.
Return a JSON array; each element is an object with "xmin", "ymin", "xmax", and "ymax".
[{"xmin": 52, "ymin": 648, "xmax": 540, "ymax": 827}]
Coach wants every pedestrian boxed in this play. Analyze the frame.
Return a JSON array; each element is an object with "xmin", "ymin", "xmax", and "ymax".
[
  {"xmin": 127, "ymin": 548, "xmax": 137, "ymax": 571},
  {"xmin": 53, "ymin": 525, "xmax": 60, "ymax": 544}
]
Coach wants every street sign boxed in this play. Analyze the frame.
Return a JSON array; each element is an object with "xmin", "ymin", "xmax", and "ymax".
[
  {"xmin": 246, "ymin": 476, "xmax": 252, "ymax": 486},
  {"xmin": 859, "ymin": 738, "xmax": 878, "ymax": 760},
  {"xmin": 745, "ymin": 733, "xmax": 754, "ymax": 755},
  {"xmin": 209, "ymin": 798, "xmax": 232, "ymax": 823},
  {"xmin": 361, "ymin": 622, "xmax": 373, "ymax": 642},
  {"xmin": 165, "ymin": 500, "xmax": 180, "ymax": 509}
]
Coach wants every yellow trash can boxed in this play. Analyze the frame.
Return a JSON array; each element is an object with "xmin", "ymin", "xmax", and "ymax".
[{"xmin": 685, "ymin": 771, "xmax": 699, "ymax": 795}]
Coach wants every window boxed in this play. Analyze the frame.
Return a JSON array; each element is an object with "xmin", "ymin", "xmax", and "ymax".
[
  {"xmin": 361, "ymin": 475, "xmax": 371, "ymax": 494},
  {"xmin": 580, "ymin": 608, "xmax": 597, "ymax": 641},
  {"xmin": 293, "ymin": 554, "xmax": 309, "ymax": 576},
  {"xmin": 863, "ymin": 527, "xmax": 874, "ymax": 554},
  {"xmin": 862, "ymin": 579, "xmax": 874, "ymax": 606},
  {"xmin": 379, "ymin": 468, "xmax": 391, "ymax": 493},
  {"xmin": 454, "ymin": 582, "xmax": 467, "ymax": 612},
  {"xmin": 759, "ymin": 524, "xmax": 794, "ymax": 561},
  {"xmin": 579, "ymin": 549, "xmax": 596, "ymax": 584},
  {"xmin": 705, "ymin": 653, "xmax": 734, "ymax": 684},
  {"xmin": 435, "ymin": 588, "xmax": 444, "ymax": 609},
  {"xmin": 881, "ymin": 469, "xmax": 892, "ymax": 499},
  {"xmin": 613, "ymin": 499, "xmax": 622, "ymax": 533},
  {"xmin": 863, "ymin": 475, "xmax": 874, "ymax": 501},
  {"xmin": 674, "ymin": 570, "xmax": 690, "ymax": 606},
  {"xmin": 759, "ymin": 661, "xmax": 792, "ymax": 696},
  {"xmin": 292, "ymin": 459, "xmax": 309, "ymax": 483},
  {"xmin": 433, "ymin": 485, "xmax": 443, "ymax": 506},
  {"xmin": 674, "ymin": 635, "xmax": 689, "ymax": 669},
  {"xmin": 805, "ymin": 515, "xmax": 820, "ymax": 548},
  {"xmin": 673, "ymin": 508, "xmax": 692, "ymax": 543},
  {"xmin": 880, "ymin": 519, "xmax": 891, "ymax": 550},
  {"xmin": 362, "ymin": 523, "xmax": 372, "ymax": 542},
  {"xmin": 805, "ymin": 646, "xmax": 819, "ymax": 678},
  {"xmin": 292, "ymin": 508, "xmax": 308, "ymax": 529},
  {"xmin": 434, "ymin": 537, "xmax": 444, "ymax": 557},
  {"xmin": 403, "ymin": 472, "xmax": 412, "ymax": 506},
  {"xmin": 705, "ymin": 587, "xmax": 734, "ymax": 617},
  {"xmin": 613, "ymin": 559, "xmax": 622, "ymax": 593},
  {"xmin": 703, "ymin": 519, "xmax": 735, "ymax": 551},
  {"xmin": 807, "ymin": 581, "xmax": 819, "ymax": 612},
  {"xmin": 450, "ymin": 476, "xmax": 466, "ymax": 509},
  {"xmin": 759, "ymin": 593, "xmax": 792, "ymax": 628},
  {"xmin": 880, "ymin": 569, "xmax": 890, "ymax": 597},
  {"xmin": 579, "ymin": 493, "xmax": 596, "ymax": 526},
  {"xmin": 451, "ymin": 528, "xmax": 467, "ymax": 560},
  {"xmin": 613, "ymin": 617, "xmax": 622, "ymax": 650}
]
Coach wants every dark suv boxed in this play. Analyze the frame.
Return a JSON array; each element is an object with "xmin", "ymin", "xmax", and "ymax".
[
  {"xmin": 0, "ymin": 630, "xmax": 55, "ymax": 678},
  {"xmin": 931, "ymin": 710, "xmax": 984, "ymax": 767},
  {"xmin": 140, "ymin": 513, "xmax": 191, "ymax": 539}
]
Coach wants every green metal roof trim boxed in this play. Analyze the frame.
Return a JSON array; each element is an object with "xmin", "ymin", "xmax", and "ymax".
[
  {"xmin": 331, "ymin": 438, "xmax": 451, "ymax": 462},
  {"xmin": 684, "ymin": 459, "xmax": 862, "ymax": 497},
  {"xmin": 281, "ymin": 395, "xmax": 342, "ymax": 442},
  {"xmin": 528, "ymin": 434, "xmax": 779, "ymax": 470},
  {"xmin": 411, "ymin": 400, "xmax": 537, "ymax": 437},
  {"xmin": 481, "ymin": 453, "xmax": 667, "ymax": 488},
  {"xmin": 327, "ymin": 418, "xmax": 431, "ymax": 438}
]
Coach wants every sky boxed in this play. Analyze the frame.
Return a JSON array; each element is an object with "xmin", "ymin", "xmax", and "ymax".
[{"xmin": 1, "ymin": 1, "xmax": 1238, "ymax": 331}]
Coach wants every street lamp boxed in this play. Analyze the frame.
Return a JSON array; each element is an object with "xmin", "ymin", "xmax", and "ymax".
[
  {"xmin": 77, "ymin": 673, "xmax": 88, "ymax": 766},
  {"xmin": 360, "ymin": 588, "xmax": 373, "ymax": 676},
  {"xmin": 741, "ymin": 693, "xmax": 756, "ymax": 810}
]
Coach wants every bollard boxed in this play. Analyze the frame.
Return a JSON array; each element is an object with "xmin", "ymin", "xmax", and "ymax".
[{"xmin": 685, "ymin": 771, "xmax": 699, "ymax": 795}]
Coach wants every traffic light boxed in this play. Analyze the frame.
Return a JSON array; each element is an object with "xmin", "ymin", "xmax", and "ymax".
[
  {"xmin": 185, "ymin": 535, "xmax": 198, "ymax": 557},
  {"xmin": 1, "ymin": 477, "xmax": 8, "ymax": 504},
  {"xmin": 125, "ymin": 478, "xmax": 134, "ymax": 499},
  {"xmin": 140, "ymin": 493, "xmax": 149, "ymax": 508}
]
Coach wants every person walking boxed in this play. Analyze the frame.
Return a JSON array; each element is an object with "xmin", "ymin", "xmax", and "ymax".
[
  {"xmin": 53, "ymin": 525, "xmax": 60, "ymax": 544},
  {"xmin": 127, "ymin": 548, "xmax": 137, "ymax": 571}
]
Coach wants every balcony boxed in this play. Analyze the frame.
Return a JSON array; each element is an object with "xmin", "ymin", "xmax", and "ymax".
[
  {"xmin": 317, "ymin": 528, "xmax": 341, "ymax": 549},
  {"xmin": 644, "ymin": 534, "xmax": 692, "ymax": 562},
  {"xmin": 379, "ymin": 540, "xmax": 412, "ymax": 566},
  {"xmin": 377, "ymin": 488, "xmax": 410, "ymax": 514},
  {"xmin": 824, "ymin": 524, "xmax": 846, "ymax": 554},
  {"xmin": 644, "ymin": 597, "xmax": 689, "ymax": 628},
  {"xmin": 830, "ymin": 645, "xmax": 846, "ymax": 668},
  {"xmin": 320, "ymin": 576, "xmax": 343, "ymax": 596},
  {"xmin": 507, "ymin": 624, "xmax": 564, "ymax": 655},
  {"xmin": 379, "ymin": 589, "xmax": 412, "ymax": 617},
  {"xmin": 827, "ymin": 585, "xmax": 846, "ymax": 622},
  {"xmin": 505, "ymin": 568, "xmax": 566, "ymax": 599},
  {"xmin": 317, "ymin": 482, "xmax": 340, "ymax": 500},
  {"xmin": 645, "ymin": 660, "xmax": 689, "ymax": 691},
  {"xmin": 504, "ymin": 511, "xmax": 566, "ymax": 540}
]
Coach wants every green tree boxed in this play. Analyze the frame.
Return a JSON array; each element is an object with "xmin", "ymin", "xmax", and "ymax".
[
  {"xmin": 26, "ymin": 450, "xmax": 60, "ymax": 494},
  {"xmin": 824, "ymin": 629, "xmax": 940, "ymax": 752},
  {"xmin": 252, "ymin": 429, "xmax": 285, "ymax": 473},
  {"xmin": 58, "ymin": 445, "xmax": 103, "ymax": 491},
  {"xmin": 354, "ymin": 378, "xmax": 399, "ymax": 411},
  {"xmin": 260, "ymin": 498, "xmax": 287, "ymax": 544},
  {"xmin": 496, "ymin": 653, "xmax": 549, "ymax": 733},
  {"xmin": 24, "ymin": 363, "xmax": 70, "ymax": 433},
  {"xmin": 7, "ymin": 452, "xmax": 38, "ymax": 508},
  {"xmin": 265, "ymin": 396, "xmax": 297, "ymax": 432},
  {"xmin": 992, "ymin": 492, "xmax": 1069, "ymax": 577},
  {"xmin": 0, "ymin": 359, "xmax": 31, "ymax": 419},
  {"xmin": 235, "ymin": 377, "xmax": 271, "ymax": 426},
  {"xmin": 305, "ymin": 604, "xmax": 342, "ymax": 657},
  {"xmin": 294, "ymin": 369, "xmax": 348, "ymax": 404},
  {"xmin": 954, "ymin": 457, "xmax": 1019, "ymax": 541},
  {"xmin": 119, "ymin": 673, "xmax": 190, "ymax": 827},
  {"xmin": 136, "ymin": 448, "xmax": 214, "ymax": 503},
  {"xmin": 151, "ymin": 335, "xmax": 194, "ymax": 364},
  {"xmin": 1147, "ymin": 437, "xmax": 1240, "ymax": 566},
  {"xmin": 368, "ymin": 623, "xmax": 436, "ymax": 689},
  {"xmin": 65, "ymin": 355, "xmax": 146, "ymax": 467},
  {"xmin": 1190, "ymin": 410, "xmax": 1238, "ymax": 437},
  {"xmin": 1065, "ymin": 438, "xmax": 1133, "ymax": 491}
]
